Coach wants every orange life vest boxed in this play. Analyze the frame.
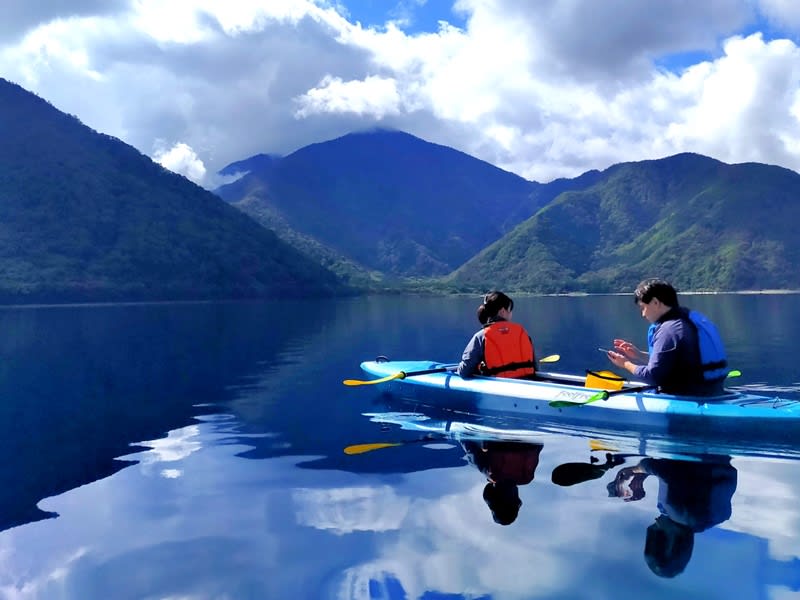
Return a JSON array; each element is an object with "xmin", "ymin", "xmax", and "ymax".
[{"xmin": 482, "ymin": 321, "xmax": 535, "ymax": 378}]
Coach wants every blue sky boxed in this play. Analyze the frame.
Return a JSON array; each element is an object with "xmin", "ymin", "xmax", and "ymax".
[
  {"xmin": 342, "ymin": 0, "xmax": 467, "ymax": 33},
  {"xmin": 2, "ymin": 0, "xmax": 800, "ymax": 187}
]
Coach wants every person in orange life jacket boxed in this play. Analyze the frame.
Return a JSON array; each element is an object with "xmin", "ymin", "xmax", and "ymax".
[
  {"xmin": 604, "ymin": 278, "xmax": 727, "ymax": 396},
  {"xmin": 456, "ymin": 291, "xmax": 536, "ymax": 378},
  {"xmin": 461, "ymin": 439, "xmax": 544, "ymax": 526}
]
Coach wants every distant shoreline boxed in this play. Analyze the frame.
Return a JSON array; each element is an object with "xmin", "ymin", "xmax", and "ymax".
[
  {"xmin": 2, "ymin": 288, "xmax": 800, "ymax": 308},
  {"xmin": 542, "ymin": 289, "xmax": 800, "ymax": 297}
]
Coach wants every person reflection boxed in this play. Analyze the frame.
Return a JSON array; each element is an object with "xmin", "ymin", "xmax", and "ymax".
[
  {"xmin": 607, "ymin": 455, "xmax": 738, "ymax": 578},
  {"xmin": 461, "ymin": 439, "xmax": 544, "ymax": 526}
]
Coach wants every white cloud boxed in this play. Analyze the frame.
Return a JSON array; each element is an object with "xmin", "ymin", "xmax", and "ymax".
[
  {"xmin": 153, "ymin": 142, "xmax": 207, "ymax": 184},
  {"xmin": 2, "ymin": 0, "xmax": 800, "ymax": 186},
  {"xmin": 295, "ymin": 74, "xmax": 402, "ymax": 118},
  {"xmin": 760, "ymin": 0, "xmax": 800, "ymax": 30}
]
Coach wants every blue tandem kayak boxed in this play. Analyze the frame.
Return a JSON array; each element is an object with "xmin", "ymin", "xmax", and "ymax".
[{"xmin": 354, "ymin": 359, "xmax": 800, "ymax": 442}]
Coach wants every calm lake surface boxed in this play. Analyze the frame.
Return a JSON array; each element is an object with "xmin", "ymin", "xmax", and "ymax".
[{"xmin": 0, "ymin": 294, "xmax": 799, "ymax": 599}]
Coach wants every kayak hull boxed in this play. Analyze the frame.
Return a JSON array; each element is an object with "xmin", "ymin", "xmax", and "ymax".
[{"xmin": 357, "ymin": 360, "xmax": 800, "ymax": 441}]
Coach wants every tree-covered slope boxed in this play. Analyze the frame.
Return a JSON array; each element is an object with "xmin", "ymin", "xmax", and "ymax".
[
  {"xmin": 216, "ymin": 129, "xmax": 552, "ymax": 277},
  {"xmin": 0, "ymin": 78, "xmax": 346, "ymax": 303},
  {"xmin": 448, "ymin": 153, "xmax": 800, "ymax": 293}
]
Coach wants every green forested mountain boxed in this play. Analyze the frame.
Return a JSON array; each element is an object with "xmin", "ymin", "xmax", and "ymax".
[
  {"xmin": 215, "ymin": 130, "xmax": 601, "ymax": 280},
  {"xmin": 4, "ymin": 73, "xmax": 797, "ymax": 303},
  {"xmin": 216, "ymin": 129, "xmax": 598, "ymax": 287},
  {"xmin": 219, "ymin": 130, "xmax": 800, "ymax": 293},
  {"xmin": 0, "ymin": 78, "xmax": 347, "ymax": 303},
  {"xmin": 447, "ymin": 153, "xmax": 800, "ymax": 293}
]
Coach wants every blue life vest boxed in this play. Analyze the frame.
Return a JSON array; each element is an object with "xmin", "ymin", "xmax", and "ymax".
[{"xmin": 647, "ymin": 310, "xmax": 728, "ymax": 382}]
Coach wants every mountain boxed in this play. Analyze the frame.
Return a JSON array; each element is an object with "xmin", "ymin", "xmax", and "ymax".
[
  {"xmin": 448, "ymin": 153, "xmax": 800, "ymax": 293},
  {"xmin": 0, "ymin": 79, "xmax": 347, "ymax": 303},
  {"xmin": 215, "ymin": 129, "xmax": 595, "ymax": 279}
]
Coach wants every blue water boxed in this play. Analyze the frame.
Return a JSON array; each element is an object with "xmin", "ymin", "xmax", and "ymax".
[{"xmin": 0, "ymin": 295, "xmax": 799, "ymax": 599}]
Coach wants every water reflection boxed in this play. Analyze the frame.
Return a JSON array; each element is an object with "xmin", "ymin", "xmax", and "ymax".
[
  {"xmin": 554, "ymin": 452, "xmax": 737, "ymax": 578},
  {"xmin": 610, "ymin": 456, "xmax": 737, "ymax": 578},
  {"xmin": 0, "ymin": 301, "xmax": 328, "ymax": 533},
  {"xmin": 356, "ymin": 405, "xmax": 800, "ymax": 594},
  {"xmin": 462, "ymin": 440, "xmax": 544, "ymax": 526}
]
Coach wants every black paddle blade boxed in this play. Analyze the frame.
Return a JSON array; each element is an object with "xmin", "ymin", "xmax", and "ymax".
[{"xmin": 551, "ymin": 462, "xmax": 608, "ymax": 487}]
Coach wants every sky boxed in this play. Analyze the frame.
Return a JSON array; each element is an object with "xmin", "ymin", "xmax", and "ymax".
[{"xmin": 3, "ymin": 0, "xmax": 800, "ymax": 189}]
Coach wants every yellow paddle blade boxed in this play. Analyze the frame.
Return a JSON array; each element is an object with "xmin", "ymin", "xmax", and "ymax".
[
  {"xmin": 344, "ymin": 442, "xmax": 403, "ymax": 455},
  {"xmin": 540, "ymin": 354, "xmax": 560, "ymax": 363},
  {"xmin": 342, "ymin": 372, "xmax": 404, "ymax": 386},
  {"xmin": 589, "ymin": 439, "xmax": 619, "ymax": 452},
  {"xmin": 727, "ymin": 369, "xmax": 742, "ymax": 378}
]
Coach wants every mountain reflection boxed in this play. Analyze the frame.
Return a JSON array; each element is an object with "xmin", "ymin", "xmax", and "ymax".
[{"xmin": 0, "ymin": 301, "xmax": 323, "ymax": 532}]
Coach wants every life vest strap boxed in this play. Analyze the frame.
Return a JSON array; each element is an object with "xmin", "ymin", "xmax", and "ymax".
[{"xmin": 481, "ymin": 360, "xmax": 535, "ymax": 376}]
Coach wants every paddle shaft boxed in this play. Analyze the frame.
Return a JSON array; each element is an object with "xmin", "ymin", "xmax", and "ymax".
[
  {"xmin": 342, "ymin": 365, "xmax": 456, "ymax": 386},
  {"xmin": 550, "ymin": 369, "xmax": 742, "ymax": 408},
  {"xmin": 549, "ymin": 384, "xmax": 656, "ymax": 408},
  {"xmin": 343, "ymin": 354, "xmax": 560, "ymax": 386}
]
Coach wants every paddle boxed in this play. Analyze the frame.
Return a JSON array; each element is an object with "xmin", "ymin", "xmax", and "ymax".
[
  {"xmin": 549, "ymin": 369, "xmax": 743, "ymax": 408},
  {"xmin": 551, "ymin": 453, "xmax": 628, "ymax": 486},
  {"xmin": 343, "ymin": 365, "xmax": 455, "ymax": 386},
  {"xmin": 344, "ymin": 436, "xmax": 439, "ymax": 455},
  {"xmin": 342, "ymin": 354, "xmax": 561, "ymax": 386},
  {"xmin": 548, "ymin": 384, "xmax": 656, "ymax": 408}
]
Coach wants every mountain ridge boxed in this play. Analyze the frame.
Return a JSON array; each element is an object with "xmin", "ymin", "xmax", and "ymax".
[
  {"xmin": 0, "ymin": 77, "xmax": 349, "ymax": 303},
  {"xmin": 217, "ymin": 135, "xmax": 800, "ymax": 294}
]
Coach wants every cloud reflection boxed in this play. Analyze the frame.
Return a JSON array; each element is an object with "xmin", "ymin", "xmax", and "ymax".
[
  {"xmin": 293, "ymin": 486, "xmax": 409, "ymax": 534},
  {"xmin": 122, "ymin": 425, "xmax": 204, "ymax": 479}
]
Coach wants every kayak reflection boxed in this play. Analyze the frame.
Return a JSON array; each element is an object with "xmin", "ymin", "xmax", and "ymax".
[
  {"xmin": 461, "ymin": 439, "xmax": 543, "ymax": 526},
  {"xmin": 554, "ymin": 452, "xmax": 737, "ymax": 578}
]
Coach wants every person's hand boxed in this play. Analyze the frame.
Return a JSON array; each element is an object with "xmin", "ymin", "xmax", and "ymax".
[
  {"xmin": 615, "ymin": 466, "xmax": 637, "ymax": 481},
  {"xmin": 613, "ymin": 339, "xmax": 647, "ymax": 363},
  {"xmin": 605, "ymin": 349, "xmax": 627, "ymax": 369}
]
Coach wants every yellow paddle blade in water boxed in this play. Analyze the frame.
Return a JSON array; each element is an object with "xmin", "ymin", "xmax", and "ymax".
[
  {"xmin": 344, "ymin": 442, "xmax": 404, "ymax": 455},
  {"xmin": 589, "ymin": 439, "xmax": 620, "ymax": 452}
]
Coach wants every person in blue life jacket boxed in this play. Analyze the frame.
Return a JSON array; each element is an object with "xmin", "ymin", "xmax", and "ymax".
[
  {"xmin": 457, "ymin": 291, "xmax": 536, "ymax": 379},
  {"xmin": 604, "ymin": 278, "xmax": 728, "ymax": 396},
  {"xmin": 607, "ymin": 455, "xmax": 738, "ymax": 578}
]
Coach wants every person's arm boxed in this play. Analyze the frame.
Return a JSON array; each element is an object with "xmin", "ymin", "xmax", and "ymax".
[
  {"xmin": 457, "ymin": 331, "xmax": 484, "ymax": 378},
  {"xmin": 612, "ymin": 338, "xmax": 648, "ymax": 364},
  {"xmin": 608, "ymin": 326, "xmax": 679, "ymax": 385},
  {"xmin": 631, "ymin": 325, "xmax": 680, "ymax": 384}
]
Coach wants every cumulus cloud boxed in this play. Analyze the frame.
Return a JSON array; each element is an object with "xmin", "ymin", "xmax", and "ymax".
[
  {"xmin": 295, "ymin": 74, "xmax": 402, "ymax": 118},
  {"xmin": 2, "ymin": 0, "xmax": 800, "ymax": 187},
  {"xmin": 153, "ymin": 142, "xmax": 207, "ymax": 184}
]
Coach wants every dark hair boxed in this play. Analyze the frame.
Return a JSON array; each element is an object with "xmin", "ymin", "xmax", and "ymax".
[
  {"xmin": 644, "ymin": 515, "xmax": 694, "ymax": 578},
  {"xmin": 482, "ymin": 481, "xmax": 522, "ymax": 525},
  {"xmin": 477, "ymin": 291, "xmax": 514, "ymax": 325},
  {"xmin": 633, "ymin": 278, "xmax": 679, "ymax": 308}
]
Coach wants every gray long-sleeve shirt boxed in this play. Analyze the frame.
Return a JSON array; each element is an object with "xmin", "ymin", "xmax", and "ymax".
[{"xmin": 456, "ymin": 321, "xmax": 494, "ymax": 378}]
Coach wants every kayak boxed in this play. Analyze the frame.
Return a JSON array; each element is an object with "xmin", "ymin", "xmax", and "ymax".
[{"xmin": 352, "ymin": 359, "xmax": 800, "ymax": 445}]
